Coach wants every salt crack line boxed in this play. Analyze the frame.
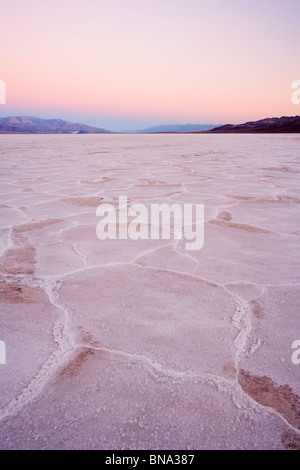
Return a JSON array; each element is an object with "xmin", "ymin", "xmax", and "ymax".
[
  {"xmin": 67, "ymin": 242, "xmax": 88, "ymax": 266},
  {"xmin": 0, "ymin": 227, "xmax": 14, "ymax": 259},
  {"xmin": 231, "ymin": 299, "xmax": 252, "ymax": 371},
  {"xmin": 77, "ymin": 342, "xmax": 300, "ymax": 435},
  {"xmin": 0, "ymin": 282, "xmax": 75, "ymax": 424},
  {"xmin": 7, "ymin": 204, "xmax": 31, "ymax": 222},
  {"xmin": 0, "ymin": 335, "xmax": 74, "ymax": 424}
]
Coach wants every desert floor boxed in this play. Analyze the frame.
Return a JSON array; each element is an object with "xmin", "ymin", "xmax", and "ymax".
[{"xmin": 0, "ymin": 133, "xmax": 299, "ymax": 449}]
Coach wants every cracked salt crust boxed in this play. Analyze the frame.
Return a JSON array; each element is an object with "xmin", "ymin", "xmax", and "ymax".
[{"xmin": 0, "ymin": 133, "xmax": 299, "ymax": 450}]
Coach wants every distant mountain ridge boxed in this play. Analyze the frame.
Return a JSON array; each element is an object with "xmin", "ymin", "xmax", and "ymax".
[
  {"xmin": 1, "ymin": 115, "xmax": 299, "ymax": 135},
  {"xmin": 0, "ymin": 116, "xmax": 112, "ymax": 134},
  {"xmin": 129, "ymin": 123, "xmax": 221, "ymax": 133},
  {"xmin": 209, "ymin": 115, "xmax": 300, "ymax": 133}
]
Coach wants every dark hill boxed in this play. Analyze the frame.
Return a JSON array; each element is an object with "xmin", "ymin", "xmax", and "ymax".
[{"xmin": 209, "ymin": 116, "xmax": 300, "ymax": 133}]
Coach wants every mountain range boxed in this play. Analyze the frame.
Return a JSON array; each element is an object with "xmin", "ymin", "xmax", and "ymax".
[
  {"xmin": 0, "ymin": 116, "xmax": 112, "ymax": 134},
  {"xmin": 209, "ymin": 115, "xmax": 300, "ymax": 133},
  {"xmin": 127, "ymin": 123, "xmax": 221, "ymax": 133},
  {"xmin": 0, "ymin": 115, "xmax": 299, "ymax": 134}
]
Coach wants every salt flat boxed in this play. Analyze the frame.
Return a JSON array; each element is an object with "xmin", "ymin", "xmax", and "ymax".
[{"xmin": 0, "ymin": 133, "xmax": 299, "ymax": 450}]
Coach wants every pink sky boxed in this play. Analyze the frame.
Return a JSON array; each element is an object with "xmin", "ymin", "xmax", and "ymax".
[{"xmin": 1, "ymin": 0, "xmax": 299, "ymax": 131}]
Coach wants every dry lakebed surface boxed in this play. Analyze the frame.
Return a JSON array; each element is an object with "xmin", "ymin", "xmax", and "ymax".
[{"xmin": 0, "ymin": 133, "xmax": 299, "ymax": 450}]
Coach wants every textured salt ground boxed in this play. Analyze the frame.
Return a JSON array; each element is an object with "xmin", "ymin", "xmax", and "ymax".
[
  {"xmin": 0, "ymin": 133, "xmax": 299, "ymax": 450},
  {"xmin": 238, "ymin": 285, "xmax": 300, "ymax": 397},
  {"xmin": 0, "ymin": 282, "xmax": 59, "ymax": 411},
  {"xmin": 0, "ymin": 352, "xmax": 288, "ymax": 450},
  {"xmin": 57, "ymin": 265, "xmax": 238, "ymax": 377}
]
